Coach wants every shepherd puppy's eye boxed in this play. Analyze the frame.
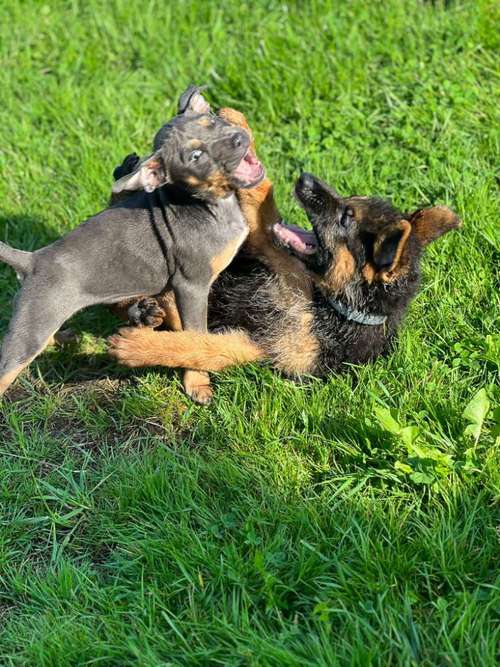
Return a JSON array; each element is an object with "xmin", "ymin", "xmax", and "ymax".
[
  {"xmin": 190, "ymin": 149, "xmax": 203, "ymax": 162},
  {"xmin": 340, "ymin": 207, "xmax": 352, "ymax": 227}
]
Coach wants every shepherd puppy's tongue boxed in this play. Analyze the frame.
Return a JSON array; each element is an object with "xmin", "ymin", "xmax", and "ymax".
[
  {"xmin": 273, "ymin": 222, "xmax": 317, "ymax": 255},
  {"xmin": 233, "ymin": 149, "xmax": 264, "ymax": 185}
]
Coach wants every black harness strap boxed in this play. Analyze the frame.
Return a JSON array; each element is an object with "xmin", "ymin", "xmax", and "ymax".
[{"xmin": 146, "ymin": 190, "xmax": 173, "ymax": 277}]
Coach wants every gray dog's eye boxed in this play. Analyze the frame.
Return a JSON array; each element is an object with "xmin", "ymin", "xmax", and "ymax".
[{"xmin": 190, "ymin": 149, "xmax": 204, "ymax": 162}]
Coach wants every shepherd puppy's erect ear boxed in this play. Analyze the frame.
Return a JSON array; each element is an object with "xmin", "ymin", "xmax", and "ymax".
[
  {"xmin": 410, "ymin": 206, "xmax": 461, "ymax": 245},
  {"xmin": 177, "ymin": 84, "xmax": 210, "ymax": 115},
  {"xmin": 112, "ymin": 153, "xmax": 168, "ymax": 194},
  {"xmin": 373, "ymin": 220, "xmax": 412, "ymax": 273}
]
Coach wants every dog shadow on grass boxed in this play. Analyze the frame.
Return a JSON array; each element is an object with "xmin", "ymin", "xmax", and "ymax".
[
  {"xmin": 0, "ymin": 214, "xmax": 59, "ymax": 327},
  {"xmin": 30, "ymin": 305, "xmax": 174, "ymax": 388},
  {"xmin": 0, "ymin": 212, "xmax": 124, "ymax": 331},
  {"xmin": 0, "ymin": 212, "xmax": 159, "ymax": 384},
  {"xmin": 0, "ymin": 213, "xmax": 60, "ymax": 250}
]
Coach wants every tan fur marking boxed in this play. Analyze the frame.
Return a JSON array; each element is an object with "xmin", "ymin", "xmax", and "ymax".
[
  {"xmin": 0, "ymin": 365, "xmax": 29, "ymax": 395},
  {"xmin": 216, "ymin": 107, "xmax": 312, "ymax": 298},
  {"xmin": 185, "ymin": 175, "xmax": 202, "ymax": 188},
  {"xmin": 157, "ymin": 291, "xmax": 182, "ymax": 331},
  {"xmin": 0, "ymin": 333, "xmax": 57, "ymax": 395},
  {"xmin": 188, "ymin": 139, "xmax": 203, "ymax": 148},
  {"xmin": 321, "ymin": 245, "xmax": 356, "ymax": 292},
  {"xmin": 388, "ymin": 221, "xmax": 411, "ymax": 272},
  {"xmin": 274, "ymin": 308, "xmax": 319, "ymax": 376},
  {"xmin": 210, "ymin": 233, "xmax": 248, "ymax": 281},
  {"xmin": 183, "ymin": 369, "xmax": 213, "ymax": 404},
  {"xmin": 186, "ymin": 170, "xmax": 232, "ymax": 198},
  {"xmin": 197, "ymin": 117, "xmax": 211, "ymax": 127},
  {"xmin": 204, "ymin": 170, "xmax": 232, "ymax": 198},
  {"xmin": 236, "ymin": 181, "xmax": 313, "ymax": 298},
  {"xmin": 362, "ymin": 263, "xmax": 376, "ymax": 284},
  {"xmin": 377, "ymin": 220, "xmax": 412, "ymax": 282},
  {"xmin": 109, "ymin": 327, "xmax": 264, "ymax": 371}
]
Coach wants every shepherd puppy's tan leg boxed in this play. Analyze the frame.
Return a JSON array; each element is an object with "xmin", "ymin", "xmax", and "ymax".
[
  {"xmin": 183, "ymin": 370, "xmax": 213, "ymax": 405},
  {"xmin": 108, "ymin": 327, "xmax": 264, "ymax": 372}
]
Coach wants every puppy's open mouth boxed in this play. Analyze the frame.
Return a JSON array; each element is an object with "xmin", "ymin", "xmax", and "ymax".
[
  {"xmin": 272, "ymin": 222, "xmax": 317, "ymax": 256},
  {"xmin": 232, "ymin": 149, "xmax": 265, "ymax": 187}
]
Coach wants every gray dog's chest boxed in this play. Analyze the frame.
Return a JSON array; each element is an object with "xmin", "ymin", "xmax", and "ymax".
[
  {"xmin": 208, "ymin": 194, "xmax": 248, "ymax": 248},
  {"xmin": 156, "ymin": 193, "xmax": 247, "ymax": 284},
  {"xmin": 214, "ymin": 194, "xmax": 246, "ymax": 230}
]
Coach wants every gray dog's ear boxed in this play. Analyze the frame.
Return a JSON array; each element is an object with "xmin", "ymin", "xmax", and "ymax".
[
  {"xmin": 178, "ymin": 84, "xmax": 210, "ymax": 115},
  {"xmin": 112, "ymin": 153, "xmax": 168, "ymax": 194}
]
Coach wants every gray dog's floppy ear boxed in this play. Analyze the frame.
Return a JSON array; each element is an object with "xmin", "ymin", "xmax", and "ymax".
[
  {"xmin": 112, "ymin": 153, "xmax": 168, "ymax": 194},
  {"xmin": 178, "ymin": 84, "xmax": 210, "ymax": 115}
]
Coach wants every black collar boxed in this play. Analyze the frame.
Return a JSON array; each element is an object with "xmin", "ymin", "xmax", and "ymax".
[{"xmin": 328, "ymin": 297, "xmax": 387, "ymax": 326}]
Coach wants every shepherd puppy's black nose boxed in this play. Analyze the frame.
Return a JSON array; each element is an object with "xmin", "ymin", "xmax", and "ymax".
[{"xmin": 298, "ymin": 172, "xmax": 315, "ymax": 190}]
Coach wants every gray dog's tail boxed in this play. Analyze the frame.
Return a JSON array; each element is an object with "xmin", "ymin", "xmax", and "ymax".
[{"xmin": 0, "ymin": 241, "xmax": 33, "ymax": 277}]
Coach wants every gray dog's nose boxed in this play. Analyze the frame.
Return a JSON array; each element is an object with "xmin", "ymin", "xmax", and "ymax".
[{"xmin": 231, "ymin": 131, "xmax": 246, "ymax": 149}]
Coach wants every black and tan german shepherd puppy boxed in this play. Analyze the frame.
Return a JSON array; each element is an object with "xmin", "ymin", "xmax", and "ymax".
[{"xmin": 109, "ymin": 169, "xmax": 460, "ymax": 384}]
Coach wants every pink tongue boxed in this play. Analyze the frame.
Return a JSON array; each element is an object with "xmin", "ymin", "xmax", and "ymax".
[
  {"xmin": 245, "ymin": 152, "xmax": 259, "ymax": 165},
  {"xmin": 273, "ymin": 222, "xmax": 317, "ymax": 254},
  {"xmin": 233, "ymin": 153, "xmax": 263, "ymax": 182}
]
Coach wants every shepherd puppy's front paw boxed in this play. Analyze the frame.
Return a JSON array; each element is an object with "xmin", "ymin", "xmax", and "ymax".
[
  {"xmin": 108, "ymin": 327, "xmax": 159, "ymax": 367},
  {"xmin": 183, "ymin": 370, "xmax": 213, "ymax": 405}
]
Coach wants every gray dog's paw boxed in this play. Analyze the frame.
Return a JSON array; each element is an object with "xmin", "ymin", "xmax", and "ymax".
[
  {"xmin": 53, "ymin": 328, "xmax": 80, "ymax": 346},
  {"xmin": 127, "ymin": 297, "xmax": 166, "ymax": 329},
  {"xmin": 113, "ymin": 152, "xmax": 141, "ymax": 181}
]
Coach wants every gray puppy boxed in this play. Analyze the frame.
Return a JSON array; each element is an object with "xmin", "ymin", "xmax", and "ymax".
[{"xmin": 0, "ymin": 86, "xmax": 264, "ymax": 401}]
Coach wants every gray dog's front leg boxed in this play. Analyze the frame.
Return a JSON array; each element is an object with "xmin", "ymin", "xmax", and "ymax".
[
  {"xmin": 173, "ymin": 281, "xmax": 213, "ymax": 405},
  {"xmin": 174, "ymin": 282, "xmax": 209, "ymax": 334}
]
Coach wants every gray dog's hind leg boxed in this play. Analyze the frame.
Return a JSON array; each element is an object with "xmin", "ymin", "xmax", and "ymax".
[{"xmin": 0, "ymin": 285, "xmax": 78, "ymax": 395}]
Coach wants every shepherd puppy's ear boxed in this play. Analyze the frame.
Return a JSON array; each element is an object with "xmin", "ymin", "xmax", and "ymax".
[
  {"xmin": 373, "ymin": 220, "xmax": 412, "ymax": 273},
  {"xmin": 112, "ymin": 152, "xmax": 168, "ymax": 194},
  {"xmin": 178, "ymin": 84, "xmax": 210, "ymax": 115},
  {"xmin": 410, "ymin": 206, "xmax": 461, "ymax": 245}
]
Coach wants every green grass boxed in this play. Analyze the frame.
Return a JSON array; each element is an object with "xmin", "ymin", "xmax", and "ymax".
[{"xmin": 0, "ymin": 0, "xmax": 499, "ymax": 664}]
